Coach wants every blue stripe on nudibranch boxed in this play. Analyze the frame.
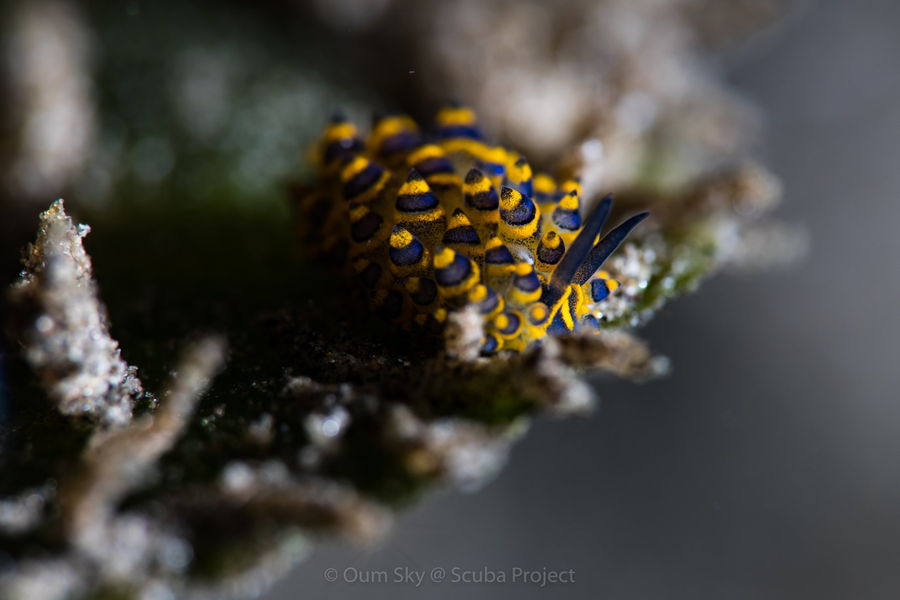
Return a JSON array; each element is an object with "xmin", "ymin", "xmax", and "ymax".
[
  {"xmin": 396, "ymin": 170, "xmax": 441, "ymax": 213},
  {"xmin": 499, "ymin": 187, "xmax": 537, "ymax": 226},
  {"xmin": 471, "ymin": 285, "xmax": 501, "ymax": 315},
  {"xmin": 378, "ymin": 131, "xmax": 419, "ymax": 156},
  {"xmin": 537, "ymin": 232, "xmax": 565, "ymax": 266},
  {"xmin": 513, "ymin": 267, "xmax": 541, "ymax": 292},
  {"xmin": 415, "ymin": 156, "xmax": 455, "ymax": 177},
  {"xmin": 581, "ymin": 314, "xmax": 600, "ymax": 330},
  {"xmin": 349, "ymin": 207, "xmax": 384, "ymax": 243},
  {"xmin": 342, "ymin": 162, "xmax": 385, "ymax": 200},
  {"xmin": 481, "ymin": 333, "xmax": 500, "ymax": 354},
  {"xmin": 552, "ymin": 209, "xmax": 581, "ymax": 231},
  {"xmin": 589, "ymin": 278, "xmax": 611, "ymax": 302},
  {"xmin": 439, "ymin": 124, "xmax": 483, "ymax": 140},
  {"xmin": 484, "ymin": 243, "xmax": 515, "ymax": 266},
  {"xmin": 495, "ymin": 310, "xmax": 522, "ymax": 336},
  {"xmin": 389, "ymin": 227, "xmax": 426, "ymax": 267},
  {"xmin": 463, "ymin": 169, "xmax": 499, "ymax": 214},
  {"xmin": 396, "ymin": 193, "xmax": 440, "ymax": 212},
  {"xmin": 441, "ymin": 209, "xmax": 482, "ymax": 260},
  {"xmin": 507, "ymin": 157, "xmax": 534, "ymax": 197},
  {"xmin": 434, "ymin": 252, "xmax": 473, "ymax": 287},
  {"xmin": 477, "ymin": 160, "xmax": 505, "ymax": 178},
  {"xmin": 323, "ymin": 138, "xmax": 363, "ymax": 164},
  {"xmin": 407, "ymin": 277, "xmax": 438, "ymax": 306},
  {"xmin": 442, "ymin": 228, "xmax": 480, "ymax": 245}
]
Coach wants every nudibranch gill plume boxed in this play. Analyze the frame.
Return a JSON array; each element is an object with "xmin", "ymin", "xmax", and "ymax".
[{"xmin": 292, "ymin": 106, "xmax": 648, "ymax": 355}]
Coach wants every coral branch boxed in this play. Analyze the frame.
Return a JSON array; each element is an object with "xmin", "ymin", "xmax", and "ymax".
[{"xmin": 8, "ymin": 200, "xmax": 143, "ymax": 427}]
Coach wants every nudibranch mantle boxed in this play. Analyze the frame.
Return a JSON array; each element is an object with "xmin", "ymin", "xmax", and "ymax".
[{"xmin": 293, "ymin": 106, "xmax": 648, "ymax": 355}]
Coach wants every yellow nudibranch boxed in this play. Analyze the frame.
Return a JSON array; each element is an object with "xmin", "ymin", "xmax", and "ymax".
[{"xmin": 293, "ymin": 107, "xmax": 648, "ymax": 355}]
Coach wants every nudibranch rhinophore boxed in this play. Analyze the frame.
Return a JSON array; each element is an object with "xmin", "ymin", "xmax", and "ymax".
[{"xmin": 292, "ymin": 106, "xmax": 648, "ymax": 355}]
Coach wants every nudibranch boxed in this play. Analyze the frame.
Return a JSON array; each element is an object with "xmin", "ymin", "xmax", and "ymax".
[{"xmin": 292, "ymin": 106, "xmax": 648, "ymax": 355}]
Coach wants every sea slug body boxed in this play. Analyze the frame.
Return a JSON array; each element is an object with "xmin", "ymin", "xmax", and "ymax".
[{"xmin": 293, "ymin": 106, "xmax": 648, "ymax": 355}]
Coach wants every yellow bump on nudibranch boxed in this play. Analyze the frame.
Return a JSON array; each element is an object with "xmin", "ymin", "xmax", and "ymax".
[
  {"xmin": 442, "ymin": 208, "xmax": 482, "ymax": 259},
  {"xmin": 468, "ymin": 284, "xmax": 487, "ymax": 302},
  {"xmin": 507, "ymin": 156, "xmax": 533, "ymax": 188},
  {"xmin": 464, "ymin": 169, "xmax": 493, "ymax": 195},
  {"xmin": 315, "ymin": 117, "xmax": 364, "ymax": 173},
  {"xmin": 322, "ymin": 122, "xmax": 358, "ymax": 143},
  {"xmin": 463, "ymin": 169, "xmax": 500, "ymax": 230},
  {"xmin": 534, "ymin": 173, "xmax": 556, "ymax": 195},
  {"xmin": 473, "ymin": 144, "xmax": 507, "ymax": 165},
  {"xmin": 442, "ymin": 137, "xmax": 489, "ymax": 157},
  {"xmin": 483, "ymin": 234, "xmax": 517, "ymax": 280},
  {"xmin": 536, "ymin": 230, "xmax": 566, "ymax": 276},
  {"xmin": 558, "ymin": 190, "xmax": 579, "ymax": 211},
  {"xmin": 524, "ymin": 301, "xmax": 551, "ymax": 339},
  {"xmin": 408, "ymin": 144, "xmax": 462, "ymax": 188},
  {"xmin": 560, "ymin": 179, "xmax": 581, "ymax": 196},
  {"xmin": 499, "ymin": 186, "xmax": 541, "ymax": 242},
  {"xmin": 347, "ymin": 202, "xmax": 389, "ymax": 253},
  {"xmin": 467, "ymin": 284, "xmax": 504, "ymax": 318},
  {"xmin": 551, "ymin": 190, "xmax": 582, "ymax": 246},
  {"xmin": 427, "ymin": 173, "xmax": 463, "ymax": 188},
  {"xmin": 534, "ymin": 173, "xmax": 559, "ymax": 215},
  {"xmin": 506, "ymin": 156, "xmax": 534, "ymax": 198},
  {"xmin": 348, "ymin": 203, "xmax": 368, "ymax": 222},
  {"xmin": 527, "ymin": 302, "xmax": 550, "ymax": 323},
  {"xmin": 390, "ymin": 227, "xmax": 414, "ymax": 248},
  {"xmin": 448, "ymin": 209, "xmax": 474, "ymax": 230},
  {"xmin": 369, "ymin": 115, "xmax": 418, "ymax": 152},
  {"xmin": 388, "ymin": 225, "xmax": 429, "ymax": 276},
  {"xmin": 433, "ymin": 246, "xmax": 455, "ymax": 269},
  {"xmin": 508, "ymin": 262, "xmax": 542, "ymax": 306},
  {"xmin": 437, "ymin": 105, "xmax": 487, "ymax": 156},
  {"xmin": 340, "ymin": 156, "xmax": 389, "ymax": 204},
  {"xmin": 468, "ymin": 144, "xmax": 509, "ymax": 188},
  {"xmin": 340, "ymin": 156, "xmax": 368, "ymax": 181},
  {"xmin": 545, "ymin": 231, "xmax": 563, "ymax": 251},
  {"xmin": 582, "ymin": 271, "xmax": 621, "ymax": 307},
  {"xmin": 433, "ymin": 246, "xmax": 480, "ymax": 297},
  {"xmin": 436, "ymin": 106, "xmax": 477, "ymax": 126},
  {"xmin": 394, "ymin": 170, "xmax": 446, "ymax": 238},
  {"xmin": 398, "ymin": 171, "xmax": 431, "ymax": 196},
  {"xmin": 404, "ymin": 276, "xmax": 439, "ymax": 310},
  {"xmin": 407, "ymin": 144, "xmax": 446, "ymax": 166},
  {"xmin": 491, "ymin": 310, "xmax": 525, "ymax": 350}
]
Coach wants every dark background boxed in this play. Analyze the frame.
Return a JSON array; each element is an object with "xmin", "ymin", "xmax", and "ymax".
[{"xmin": 271, "ymin": 1, "xmax": 900, "ymax": 598}]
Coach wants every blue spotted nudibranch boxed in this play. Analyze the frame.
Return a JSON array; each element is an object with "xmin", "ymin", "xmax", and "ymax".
[{"xmin": 293, "ymin": 106, "xmax": 648, "ymax": 355}]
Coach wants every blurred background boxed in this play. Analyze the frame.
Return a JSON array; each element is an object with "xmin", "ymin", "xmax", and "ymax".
[{"xmin": 2, "ymin": 0, "xmax": 899, "ymax": 598}]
